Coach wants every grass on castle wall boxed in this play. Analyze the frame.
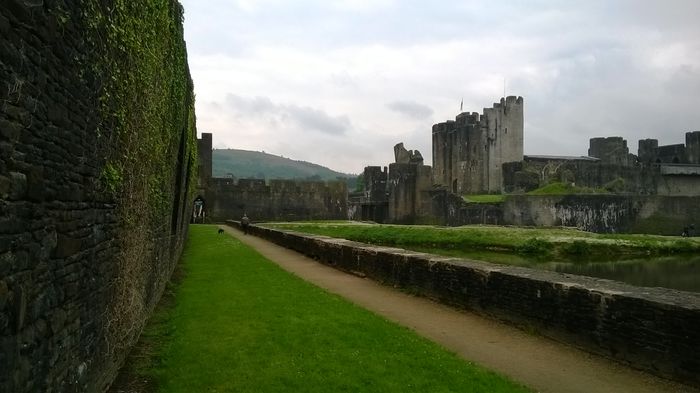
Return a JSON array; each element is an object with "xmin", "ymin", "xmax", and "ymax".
[
  {"xmin": 263, "ymin": 222, "xmax": 700, "ymax": 259},
  {"xmin": 463, "ymin": 194, "xmax": 507, "ymax": 203},
  {"xmin": 134, "ymin": 225, "xmax": 529, "ymax": 393},
  {"xmin": 527, "ymin": 182, "xmax": 607, "ymax": 195}
]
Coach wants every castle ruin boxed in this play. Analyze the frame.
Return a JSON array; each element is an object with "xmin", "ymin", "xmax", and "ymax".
[{"xmin": 350, "ymin": 96, "xmax": 700, "ymax": 233}]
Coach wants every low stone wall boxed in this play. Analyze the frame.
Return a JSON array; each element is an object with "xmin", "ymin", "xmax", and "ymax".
[
  {"xmin": 503, "ymin": 195, "xmax": 700, "ymax": 235},
  {"xmin": 227, "ymin": 221, "xmax": 700, "ymax": 387}
]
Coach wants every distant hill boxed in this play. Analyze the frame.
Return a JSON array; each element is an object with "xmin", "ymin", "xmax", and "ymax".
[{"xmin": 212, "ymin": 149, "xmax": 357, "ymax": 185}]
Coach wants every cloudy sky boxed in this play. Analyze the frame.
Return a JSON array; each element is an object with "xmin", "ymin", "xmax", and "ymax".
[{"xmin": 179, "ymin": 0, "xmax": 700, "ymax": 174}]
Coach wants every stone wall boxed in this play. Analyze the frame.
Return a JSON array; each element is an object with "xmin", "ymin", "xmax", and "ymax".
[
  {"xmin": 503, "ymin": 195, "xmax": 700, "ymax": 235},
  {"xmin": 228, "ymin": 221, "xmax": 700, "ymax": 387},
  {"xmin": 1, "ymin": 2, "xmax": 196, "ymax": 392},
  {"xmin": 352, "ymin": 166, "xmax": 389, "ymax": 223},
  {"xmin": 387, "ymin": 163, "xmax": 433, "ymax": 224},
  {"xmin": 503, "ymin": 157, "xmax": 700, "ymax": 196},
  {"xmin": 203, "ymin": 178, "xmax": 347, "ymax": 222},
  {"xmin": 397, "ymin": 191, "xmax": 699, "ymax": 235}
]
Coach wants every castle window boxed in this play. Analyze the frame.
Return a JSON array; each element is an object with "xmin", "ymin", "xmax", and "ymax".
[{"xmin": 505, "ymin": 127, "xmax": 508, "ymax": 134}]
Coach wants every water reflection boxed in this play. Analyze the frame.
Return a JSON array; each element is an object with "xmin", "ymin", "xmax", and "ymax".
[
  {"xmin": 539, "ymin": 256, "xmax": 700, "ymax": 293},
  {"xmin": 413, "ymin": 247, "xmax": 700, "ymax": 293}
]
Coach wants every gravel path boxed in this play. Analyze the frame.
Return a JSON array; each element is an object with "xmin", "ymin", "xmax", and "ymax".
[{"xmin": 223, "ymin": 225, "xmax": 697, "ymax": 393}]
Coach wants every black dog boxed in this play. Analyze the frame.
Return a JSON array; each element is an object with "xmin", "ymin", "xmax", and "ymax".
[{"xmin": 218, "ymin": 228, "xmax": 224, "ymax": 234}]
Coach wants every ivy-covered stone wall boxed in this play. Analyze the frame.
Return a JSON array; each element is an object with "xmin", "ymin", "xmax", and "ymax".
[{"xmin": 0, "ymin": 1, "xmax": 197, "ymax": 391}]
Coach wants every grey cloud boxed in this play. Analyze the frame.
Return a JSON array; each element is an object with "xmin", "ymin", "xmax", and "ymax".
[
  {"xmin": 223, "ymin": 94, "xmax": 350, "ymax": 135},
  {"xmin": 665, "ymin": 65, "xmax": 700, "ymax": 95},
  {"xmin": 386, "ymin": 100, "xmax": 434, "ymax": 120},
  {"xmin": 286, "ymin": 106, "xmax": 350, "ymax": 135}
]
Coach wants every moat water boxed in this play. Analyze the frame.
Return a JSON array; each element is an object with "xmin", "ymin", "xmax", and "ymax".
[
  {"xmin": 538, "ymin": 256, "xmax": 700, "ymax": 293},
  {"xmin": 416, "ymin": 248, "xmax": 700, "ymax": 293}
]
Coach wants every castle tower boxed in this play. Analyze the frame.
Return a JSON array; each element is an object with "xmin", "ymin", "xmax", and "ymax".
[
  {"xmin": 686, "ymin": 131, "xmax": 700, "ymax": 164},
  {"xmin": 432, "ymin": 120, "xmax": 455, "ymax": 190},
  {"xmin": 481, "ymin": 96, "xmax": 524, "ymax": 193},
  {"xmin": 638, "ymin": 139, "xmax": 659, "ymax": 165},
  {"xmin": 588, "ymin": 137, "xmax": 631, "ymax": 166},
  {"xmin": 432, "ymin": 96, "xmax": 523, "ymax": 194}
]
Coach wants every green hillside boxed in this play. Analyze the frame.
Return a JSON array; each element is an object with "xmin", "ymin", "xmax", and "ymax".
[{"xmin": 212, "ymin": 149, "xmax": 357, "ymax": 184}]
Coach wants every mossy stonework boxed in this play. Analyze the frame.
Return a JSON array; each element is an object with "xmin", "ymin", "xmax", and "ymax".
[{"xmin": 0, "ymin": 1, "xmax": 197, "ymax": 391}]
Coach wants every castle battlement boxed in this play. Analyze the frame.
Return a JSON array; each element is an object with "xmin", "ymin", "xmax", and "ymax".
[{"xmin": 455, "ymin": 111, "xmax": 480, "ymax": 126}]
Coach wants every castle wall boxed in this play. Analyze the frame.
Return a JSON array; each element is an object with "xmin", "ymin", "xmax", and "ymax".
[
  {"xmin": 657, "ymin": 144, "xmax": 686, "ymax": 164},
  {"xmin": 0, "ymin": 2, "xmax": 196, "ymax": 391},
  {"xmin": 387, "ymin": 163, "xmax": 434, "ymax": 224},
  {"xmin": 204, "ymin": 178, "xmax": 348, "ymax": 222},
  {"xmin": 347, "ymin": 166, "xmax": 389, "ymax": 223},
  {"xmin": 502, "ymin": 156, "xmax": 700, "ymax": 196},
  {"xmin": 429, "ymin": 189, "xmax": 503, "ymax": 226},
  {"xmin": 503, "ymin": 195, "xmax": 700, "ymax": 235}
]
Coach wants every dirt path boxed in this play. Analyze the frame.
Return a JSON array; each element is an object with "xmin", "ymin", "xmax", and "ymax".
[{"xmin": 222, "ymin": 226, "xmax": 696, "ymax": 393}]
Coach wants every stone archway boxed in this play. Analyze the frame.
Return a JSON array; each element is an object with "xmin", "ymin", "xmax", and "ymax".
[{"xmin": 192, "ymin": 195, "xmax": 206, "ymax": 223}]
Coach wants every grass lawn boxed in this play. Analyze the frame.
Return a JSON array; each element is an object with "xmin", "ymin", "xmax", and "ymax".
[
  {"xmin": 263, "ymin": 222, "xmax": 700, "ymax": 260},
  {"xmin": 462, "ymin": 194, "xmax": 506, "ymax": 203},
  {"xmin": 131, "ymin": 225, "xmax": 529, "ymax": 392}
]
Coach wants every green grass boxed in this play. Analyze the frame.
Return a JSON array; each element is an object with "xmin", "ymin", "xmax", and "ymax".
[
  {"xmin": 463, "ymin": 194, "xmax": 506, "ymax": 203},
  {"xmin": 527, "ymin": 182, "xmax": 607, "ymax": 195},
  {"xmin": 133, "ymin": 225, "xmax": 529, "ymax": 392},
  {"xmin": 263, "ymin": 222, "xmax": 700, "ymax": 260}
]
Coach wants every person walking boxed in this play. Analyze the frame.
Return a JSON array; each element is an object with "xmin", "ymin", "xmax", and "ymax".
[{"xmin": 241, "ymin": 213, "xmax": 250, "ymax": 235}]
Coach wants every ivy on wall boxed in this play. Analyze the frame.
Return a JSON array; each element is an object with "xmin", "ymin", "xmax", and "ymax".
[{"xmin": 78, "ymin": 0, "xmax": 198, "ymax": 357}]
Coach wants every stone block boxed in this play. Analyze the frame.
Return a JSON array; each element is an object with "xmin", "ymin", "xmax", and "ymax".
[
  {"xmin": 49, "ymin": 308, "xmax": 66, "ymax": 334},
  {"xmin": 11, "ymin": 285, "xmax": 26, "ymax": 333},
  {"xmin": 0, "ymin": 175, "xmax": 10, "ymax": 198},
  {"xmin": 52, "ymin": 234, "xmax": 81, "ymax": 259},
  {"xmin": 0, "ymin": 280, "xmax": 8, "ymax": 310},
  {"xmin": 0, "ymin": 119, "xmax": 22, "ymax": 141},
  {"xmin": 8, "ymin": 172, "xmax": 27, "ymax": 200},
  {"xmin": 24, "ymin": 166, "xmax": 44, "ymax": 202},
  {"xmin": 0, "ymin": 13, "xmax": 9, "ymax": 34}
]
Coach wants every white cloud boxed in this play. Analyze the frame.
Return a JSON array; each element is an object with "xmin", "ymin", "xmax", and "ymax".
[
  {"xmin": 182, "ymin": 0, "xmax": 700, "ymax": 173},
  {"xmin": 386, "ymin": 101, "xmax": 434, "ymax": 120}
]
